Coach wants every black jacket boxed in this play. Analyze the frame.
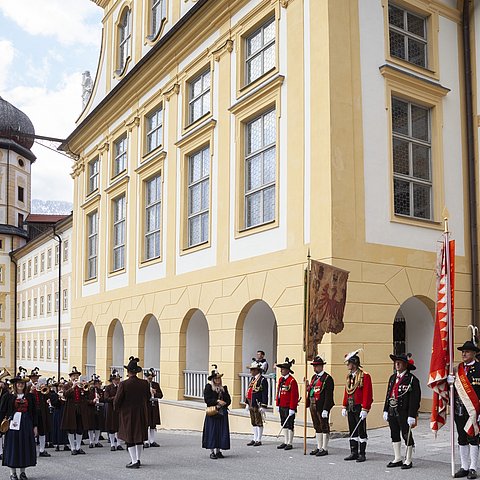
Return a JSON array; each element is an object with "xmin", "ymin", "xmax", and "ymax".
[
  {"xmin": 203, "ymin": 384, "xmax": 231, "ymax": 408},
  {"xmin": 245, "ymin": 375, "xmax": 269, "ymax": 408},
  {"xmin": 0, "ymin": 393, "xmax": 38, "ymax": 427},
  {"xmin": 307, "ymin": 373, "xmax": 335, "ymax": 412},
  {"xmin": 383, "ymin": 371, "xmax": 421, "ymax": 418}
]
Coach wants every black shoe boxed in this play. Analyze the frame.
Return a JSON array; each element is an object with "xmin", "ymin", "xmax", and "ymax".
[
  {"xmin": 80, "ymin": 441, "xmax": 85, "ymax": 446},
  {"xmin": 47, "ymin": 442, "xmax": 54, "ymax": 448},
  {"xmin": 116, "ymin": 445, "xmax": 124, "ymax": 451},
  {"xmin": 111, "ymin": 446, "xmax": 116, "ymax": 451},
  {"xmin": 253, "ymin": 442, "xmax": 262, "ymax": 447},
  {"xmin": 144, "ymin": 442, "xmax": 150, "ymax": 448},
  {"xmin": 356, "ymin": 454, "xmax": 366, "ymax": 463},
  {"xmin": 247, "ymin": 440, "xmax": 255, "ymax": 446},
  {"xmin": 10, "ymin": 475, "xmax": 18, "ymax": 480},
  {"xmin": 277, "ymin": 443, "xmax": 287, "ymax": 449},
  {"xmin": 39, "ymin": 451, "xmax": 51, "ymax": 457},
  {"xmin": 126, "ymin": 461, "xmax": 140, "ymax": 469},
  {"xmin": 310, "ymin": 448, "xmax": 319, "ymax": 455},
  {"xmin": 150, "ymin": 442, "xmax": 160, "ymax": 447},
  {"xmin": 99, "ymin": 435, "xmax": 105, "ymax": 440},
  {"xmin": 468, "ymin": 470, "xmax": 477, "ymax": 480},
  {"xmin": 455, "ymin": 469, "xmax": 469, "ymax": 478},
  {"xmin": 71, "ymin": 450, "xmax": 78, "ymax": 456},
  {"xmin": 89, "ymin": 444, "xmax": 94, "ymax": 448},
  {"xmin": 95, "ymin": 443, "xmax": 103, "ymax": 448},
  {"xmin": 76, "ymin": 449, "xmax": 86, "ymax": 455},
  {"xmin": 210, "ymin": 453, "xmax": 217, "ymax": 459},
  {"xmin": 55, "ymin": 446, "xmax": 60, "ymax": 452},
  {"xmin": 216, "ymin": 451, "xmax": 224, "ymax": 458},
  {"xmin": 284, "ymin": 444, "xmax": 293, "ymax": 451},
  {"xmin": 64, "ymin": 445, "xmax": 70, "ymax": 451},
  {"xmin": 402, "ymin": 462, "xmax": 413, "ymax": 470},
  {"xmin": 317, "ymin": 449, "xmax": 328, "ymax": 457},
  {"xmin": 344, "ymin": 453, "xmax": 358, "ymax": 461},
  {"xmin": 387, "ymin": 460, "xmax": 403, "ymax": 468},
  {"xmin": 19, "ymin": 474, "xmax": 27, "ymax": 480}
]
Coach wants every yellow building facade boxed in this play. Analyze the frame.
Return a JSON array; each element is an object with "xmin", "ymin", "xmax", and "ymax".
[{"xmin": 64, "ymin": 0, "xmax": 476, "ymax": 433}]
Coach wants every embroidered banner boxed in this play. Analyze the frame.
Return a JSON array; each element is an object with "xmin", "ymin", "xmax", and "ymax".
[{"xmin": 455, "ymin": 362, "xmax": 480, "ymax": 436}]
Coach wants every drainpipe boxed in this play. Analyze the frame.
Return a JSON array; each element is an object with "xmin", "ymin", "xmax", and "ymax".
[
  {"xmin": 462, "ymin": 0, "xmax": 479, "ymax": 328},
  {"xmin": 10, "ymin": 245, "xmax": 17, "ymax": 373},
  {"xmin": 53, "ymin": 227, "xmax": 62, "ymax": 382}
]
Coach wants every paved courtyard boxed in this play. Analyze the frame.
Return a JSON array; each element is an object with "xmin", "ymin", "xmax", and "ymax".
[{"xmin": 2, "ymin": 414, "xmax": 461, "ymax": 479}]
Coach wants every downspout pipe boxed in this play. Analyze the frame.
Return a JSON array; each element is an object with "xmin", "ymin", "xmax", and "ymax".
[
  {"xmin": 53, "ymin": 227, "xmax": 62, "ymax": 382},
  {"xmin": 10, "ymin": 246, "xmax": 17, "ymax": 374},
  {"xmin": 463, "ymin": 0, "xmax": 479, "ymax": 329}
]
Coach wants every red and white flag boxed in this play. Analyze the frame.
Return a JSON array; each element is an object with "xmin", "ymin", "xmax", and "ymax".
[{"xmin": 427, "ymin": 237, "xmax": 455, "ymax": 433}]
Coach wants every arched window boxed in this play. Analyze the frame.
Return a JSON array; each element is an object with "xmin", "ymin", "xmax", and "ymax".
[
  {"xmin": 118, "ymin": 9, "xmax": 131, "ymax": 71},
  {"xmin": 151, "ymin": 0, "xmax": 166, "ymax": 38}
]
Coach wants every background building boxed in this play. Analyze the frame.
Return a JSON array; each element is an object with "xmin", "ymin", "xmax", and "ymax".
[
  {"xmin": 63, "ymin": 0, "xmax": 477, "ymax": 433},
  {"xmin": 12, "ymin": 215, "xmax": 72, "ymax": 380}
]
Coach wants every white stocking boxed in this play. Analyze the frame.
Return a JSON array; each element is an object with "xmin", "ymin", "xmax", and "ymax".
[
  {"xmin": 94, "ymin": 430, "xmax": 100, "ymax": 444},
  {"xmin": 127, "ymin": 446, "xmax": 137, "ymax": 464},
  {"xmin": 39, "ymin": 435, "xmax": 46, "ymax": 452},
  {"xmin": 67, "ymin": 433, "xmax": 75, "ymax": 451},
  {"xmin": 148, "ymin": 428, "xmax": 155, "ymax": 444},
  {"xmin": 108, "ymin": 433, "xmax": 116, "ymax": 447},
  {"xmin": 323, "ymin": 433, "xmax": 330, "ymax": 451},
  {"xmin": 258, "ymin": 426, "xmax": 263, "ymax": 442},
  {"xmin": 315, "ymin": 433, "xmax": 322, "ymax": 449},
  {"xmin": 135, "ymin": 444, "xmax": 142, "ymax": 461},
  {"xmin": 74, "ymin": 434, "xmax": 81, "ymax": 450},
  {"xmin": 283, "ymin": 430, "xmax": 288, "ymax": 444},
  {"xmin": 469, "ymin": 445, "xmax": 479, "ymax": 471},
  {"xmin": 460, "ymin": 445, "xmax": 470, "ymax": 470},
  {"xmin": 88, "ymin": 431, "xmax": 95, "ymax": 445}
]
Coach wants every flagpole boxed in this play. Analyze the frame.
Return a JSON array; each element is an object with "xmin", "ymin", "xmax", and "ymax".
[
  {"xmin": 444, "ymin": 216, "xmax": 455, "ymax": 478},
  {"xmin": 303, "ymin": 251, "xmax": 311, "ymax": 455}
]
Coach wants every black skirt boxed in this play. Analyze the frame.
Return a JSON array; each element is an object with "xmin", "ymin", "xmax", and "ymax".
[
  {"xmin": 52, "ymin": 405, "xmax": 68, "ymax": 445},
  {"xmin": 202, "ymin": 409, "xmax": 230, "ymax": 450},
  {"xmin": 2, "ymin": 412, "xmax": 37, "ymax": 468}
]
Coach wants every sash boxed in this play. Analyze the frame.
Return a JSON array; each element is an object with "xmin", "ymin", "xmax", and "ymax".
[{"xmin": 455, "ymin": 363, "xmax": 480, "ymax": 436}]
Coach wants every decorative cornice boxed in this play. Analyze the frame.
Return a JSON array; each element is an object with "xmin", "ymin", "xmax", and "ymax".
[
  {"xmin": 164, "ymin": 83, "xmax": 180, "ymax": 101},
  {"xmin": 97, "ymin": 141, "xmax": 109, "ymax": 153},
  {"xmin": 213, "ymin": 39, "xmax": 234, "ymax": 62},
  {"xmin": 280, "ymin": 0, "xmax": 293, "ymax": 7},
  {"xmin": 125, "ymin": 116, "xmax": 140, "ymax": 132},
  {"xmin": 71, "ymin": 160, "xmax": 85, "ymax": 179}
]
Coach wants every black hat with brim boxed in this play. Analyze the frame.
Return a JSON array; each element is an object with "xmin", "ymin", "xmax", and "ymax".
[
  {"xmin": 311, "ymin": 356, "xmax": 326, "ymax": 366},
  {"xmin": 124, "ymin": 357, "xmax": 143, "ymax": 374},
  {"xmin": 457, "ymin": 340, "xmax": 480, "ymax": 353},
  {"xmin": 208, "ymin": 364, "xmax": 224, "ymax": 381},
  {"xmin": 276, "ymin": 357, "xmax": 295, "ymax": 374},
  {"xmin": 389, "ymin": 353, "xmax": 416, "ymax": 370}
]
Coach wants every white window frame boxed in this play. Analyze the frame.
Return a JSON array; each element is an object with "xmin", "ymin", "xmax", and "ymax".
[
  {"xmin": 245, "ymin": 17, "xmax": 276, "ymax": 85},
  {"xmin": 55, "ymin": 244, "xmax": 59, "ymax": 265},
  {"xmin": 146, "ymin": 107, "xmax": 163, "ymax": 153},
  {"xmin": 63, "ymin": 289, "xmax": 68, "ymax": 310},
  {"xmin": 63, "ymin": 240, "xmax": 69, "ymax": 262},
  {"xmin": 54, "ymin": 292, "xmax": 59, "ymax": 312},
  {"xmin": 113, "ymin": 195, "xmax": 126, "ymax": 271},
  {"xmin": 188, "ymin": 70, "xmax": 210, "ymax": 125},
  {"xmin": 151, "ymin": 0, "xmax": 166, "ymax": 38},
  {"xmin": 63, "ymin": 338, "xmax": 68, "ymax": 361},
  {"xmin": 87, "ymin": 211, "xmax": 98, "ymax": 280},
  {"xmin": 145, "ymin": 176, "xmax": 162, "ymax": 260},
  {"xmin": 88, "ymin": 157, "xmax": 100, "ymax": 194},
  {"xmin": 33, "ymin": 256, "xmax": 38, "ymax": 275},
  {"xmin": 118, "ymin": 9, "xmax": 131, "ymax": 71},
  {"xmin": 40, "ymin": 252, "xmax": 45, "ymax": 272},
  {"xmin": 113, "ymin": 135, "xmax": 127, "ymax": 177},
  {"xmin": 40, "ymin": 296, "xmax": 44, "ymax": 315},
  {"xmin": 47, "ymin": 294, "xmax": 52, "ymax": 314}
]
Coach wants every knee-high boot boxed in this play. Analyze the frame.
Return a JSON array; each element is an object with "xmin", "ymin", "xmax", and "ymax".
[{"xmin": 344, "ymin": 439, "xmax": 358, "ymax": 461}]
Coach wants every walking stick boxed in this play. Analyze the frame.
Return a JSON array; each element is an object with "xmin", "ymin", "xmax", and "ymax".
[
  {"xmin": 404, "ymin": 424, "xmax": 412, "ymax": 463},
  {"xmin": 349, "ymin": 417, "xmax": 364, "ymax": 440},
  {"xmin": 276, "ymin": 415, "xmax": 292, "ymax": 438}
]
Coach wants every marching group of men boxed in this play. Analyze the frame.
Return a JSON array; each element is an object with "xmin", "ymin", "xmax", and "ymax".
[{"xmin": 0, "ymin": 358, "xmax": 163, "ymax": 468}]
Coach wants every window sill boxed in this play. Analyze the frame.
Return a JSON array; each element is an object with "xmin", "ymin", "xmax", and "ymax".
[
  {"xmin": 237, "ymin": 66, "xmax": 278, "ymax": 99},
  {"xmin": 236, "ymin": 219, "xmax": 277, "ymax": 239},
  {"xmin": 84, "ymin": 277, "xmax": 98, "ymax": 285},
  {"xmin": 180, "ymin": 240, "xmax": 210, "ymax": 256},
  {"xmin": 145, "ymin": 18, "xmax": 167, "ymax": 45},
  {"xmin": 113, "ymin": 56, "xmax": 131, "ymax": 80},
  {"xmin": 390, "ymin": 214, "xmax": 443, "ymax": 230},
  {"xmin": 108, "ymin": 268, "xmax": 126, "ymax": 278},
  {"xmin": 139, "ymin": 256, "xmax": 162, "ymax": 267},
  {"xmin": 105, "ymin": 174, "xmax": 129, "ymax": 194},
  {"xmin": 183, "ymin": 112, "xmax": 212, "ymax": 136},
  {"xmin": 176, "ymin": 118, "xmax": 216, "ymax": 149},
  {"xmin": 81, "ymin": 192, "xmax": 101, "ymax": 210},
  {"xmin": 387, "ymin": 55, "xmax": 438, "ymax": 81},
  {"xmin": 137, "ymin": 150, "xmax": 166, "ymax": 174}
]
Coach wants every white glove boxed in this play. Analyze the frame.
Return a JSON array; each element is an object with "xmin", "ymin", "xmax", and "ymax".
[
  {"xmin": 245, "ymin": 403, "xmax": 249, "ymax": 412},
  {"xmin": 407, "ymin": 416, "xmax": 416, "ymax": 427},
  {"xmin": 383, "ymin": 411, "xmax": 389, "ymax": 422},
  {"xmin": 477, "ymin": 414, "xmax": 480, "ymax": 424},
  {"xmin": 341, "ymin": 408, "xmax": 347, "ymax": 417},
  {"xmin": 447, "ymin": 374, "xmax": 455, "ymax": 385},
  {"xmin": 321, "ymin": 410, "xmax": 328, "ymax": 418},
  {"xmin": 276, "ymin": 406, "xmax": 280, "ymax": 413},
  {"xmin": 288, "ymin": 409, "xmax": 295, "ymax": 416},
  {"xmin": 259, "ymin": 407, "xmax": 265, "ymax": 414},
  {"xmin": 359, "ymin": 410, "xmax": 368, "ymax": 420}
]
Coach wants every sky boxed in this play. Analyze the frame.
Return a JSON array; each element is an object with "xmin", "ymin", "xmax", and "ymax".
[{"xmin": 0, "ymin": 0, "xmax": 103, "ymax": 203}]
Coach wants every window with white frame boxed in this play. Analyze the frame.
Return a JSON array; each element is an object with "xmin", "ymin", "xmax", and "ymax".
[
  {"xmin": 113, "ymin": 195, "xmax": 126, "ymax": 271},
  {"xmin": 245, "ymin": 17, "xmax": 275, "ymax": 85},
  {"xmin": 55, "ymin": 245, "xmax": 59, "ymax": 265},
  {"xmin": 40, "ymin": 296, "xmax": 44, "ymax": 315},
  {"xmin": 21, "ymin": 341, "xmax": 25, "ymax": 359},
  {"xmin": 63, "ymin": 240, "xmax": 69, "ymax": 262},
  {"xmin": 40, "ymin": 339, "xmax": 44, "ymax": 358},
  {"xmin": 151, "ymin": 0, "xmax": 166, "ymax": 37},
  {"xmin": 47, "ymin": 294, "xmax": 52, "ymax": 314},
  {"xmin": 16, "ymin": 341, "xmax": 19, "ymax": 359},
  {"xmin": 0, "ymin": 341, "xmax": 4, "ymax": 358},
  {"xmin": 27, "ymin": 340, "xmax": 31, "ymax": 358},
  {"xmin": 113, "ymin": 135, "xmax": 127, "ymax": 177},
  {"xmin": 118, "ymin": 9, "xmax": 131, "ymax": 71},
  {"xmin": 388, "ymin": 4, "xmax": 427, "ymax": 68},
  {"xmin": 54, "ymin": 339, "xmax": 58, "ymax": 359},
  {"xmin": 188, "ymin": 70, "xmax": 210, "ymax": 124},
  {"xmin": 63, "ymin": 338, "xmax": 68, "ymax": 360},
  {"xmin": 145, "ymin": 175, "xmax": 162, "ymax": 260},
  {"xmin": 54, "ymin": 292, "xmax": 59, "ymax": 312},
  {"xmin": 33, "ymin": 298, "xmax": 37, "ymax": 316},
  {"xmin": 187, "ymin": 146, "xmax": 209, "ymax": 247},
  {"xmin": 391, "ymin": 97, "xmax": 432, "ymax": 220},
  {"xmin": 88, "ymin": 157, "xmax": 100, "ymax": 193},
  {"xmin": 34, "ymin": 256, "xmax": 38, "ymax": 275},
  {"xmin": 28, "ymin": 259, "xmax": 31, "ymax": 278},
  {"xmin": 40, "ymin": 252, "xmax": 45, "ymax": 272},
  {"xmin": 0, "ymin": 266, "xmax": 3, "ymax": 283},
  {"xmin": 21, "ymin": 301, "xmax": 25, "ymax": 319},
  {"xmin": 33, "ymin": 340, "xmax": 37, "ymax": 359},
  {"xmin": 146, "ymin": 107, "xmax": 163, "ymax": 153},
  {"xmin": 63, "ymin": 289, "xmax": 68, "ymax": 310},
  {"xmin": 16, "ymin": 303, "xmax": 19, "ymax": 320},
  {"xmin": 47, "ymin": 249, "xmax": 52, "ymax": 269},
  {"xmin": 47, "ymin": 339, "xmax": 51, "ymax": 359},
  {"xmin": 0, "ymin": 303, "xmax": 3, "ymax": 320},
  {"xmin": 244, "ymin": 109, "xmax": 276, "ymax": 228},
  {"xmin": 27, "ymin": 299, "xmax": 31, "ymax": 317},
  {"xmin": 22, "ymin": 263, "xmax": 25, "ymax": 281},
  {"xmin": 87, "ymin": 211, "xmax": 98, "ymax": 280}
]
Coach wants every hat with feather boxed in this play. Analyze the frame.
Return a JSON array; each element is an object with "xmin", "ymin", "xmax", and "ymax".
[
  {"xmin": 207, "ymin": 364, "xmax": 223, "ymax": 381},
  {"xmin": 276, "ymin": 357, "xmax": 295, "ymax": 374},
  {"xmin": 344, "ymin": 349, "xmax": 363, "ymax": 367},
  {"xmin": 124, "ymin": 356, "xmax": 142, "ymax": 374}
]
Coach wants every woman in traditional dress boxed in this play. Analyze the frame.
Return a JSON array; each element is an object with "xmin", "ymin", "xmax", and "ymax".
[
  {"xmin": 50, "ymin": 379, "xmax": 69, "ymax": 451},
  {"xmin": 202, "ymin": 365, "xmax": 231, "ymax": 459},
  {"xmin": 0, "ymin": 369, "xmax": 37, "ymax": 480}
]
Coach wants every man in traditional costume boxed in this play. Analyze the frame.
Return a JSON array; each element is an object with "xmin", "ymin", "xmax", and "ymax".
[
  {"xmin": 29, "ymin": 369, "xmax": 51, "ymax": 458},
  {"xmin": 307, "ymin": 355, "xmax": 334, "ymax": 457},
  {"xmin": 245, "ymin": 359, "xmax": 268, "ymax": 447},
  {"xmin": 104, "ymin": 370, "xmax": 123, "ymax": 451},
  {"xmin": 342, "ymin": 349, "xmax": 373, "ymax": 462},
  {"xmin": 448, "ymin": 341, "xmax": 480, "ymax": 479},
  {"xmin": 275, "ymin": 357, "xmax": 299, "ymax": 451},
  {"xmin": 383, "ymin": 353, "xmax": 420, "ymax": 469},
  {"xmin": 143, "ymin": 368, "xmax": 163, "ymax": 448}
]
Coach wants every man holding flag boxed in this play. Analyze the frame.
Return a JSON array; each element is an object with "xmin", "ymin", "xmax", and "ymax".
[{"xmin": 447, "ymin": 341, "xmax": 480, "ymax": 479}]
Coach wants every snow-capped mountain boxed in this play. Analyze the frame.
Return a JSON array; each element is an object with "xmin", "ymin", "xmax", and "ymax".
[{"xmin": 31, "ymin": 199, "xmax": 73, "ymax": 215}]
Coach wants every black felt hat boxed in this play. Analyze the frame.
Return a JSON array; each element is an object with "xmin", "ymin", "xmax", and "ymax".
[
  {"xmin": 389, "ymin": 353, "xmax": 416, "ymax": 370},
  {"xmin": 207, "ymin": 364, "xmax": 224, "ymax": 381},
  {"xmin": 68, "ymin": 366, "xmax": 82, "ymax": 377},
  {"xmin": 124, "ymin": 356, "xmax": 142, "ymax": 374},
  {"xmin": 109, "ymin": 369, "xmax": 122, "ymax": 382},
  {"xmin": 143, "ymin": 368, "xmax": 156, "ymax": 378},
  {"xmin": 276, "ymin": 357, "xmax": 295, "ymax": 374},
  {"xmin": 457, "ymin": 340, "xmax": 480, "ymax": 353},
  {"xmin": 11, "ymin": 366, "xmax": 29, "ymax": 383},
  {"xmin": 311, "ymin": 355, "xmax": 326, "ymax": 366}
]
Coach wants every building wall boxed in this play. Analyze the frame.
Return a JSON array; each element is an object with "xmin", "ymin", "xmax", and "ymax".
[{"xmin": 67, "ymin": 0, "xmax": 473, "ymax": 432}]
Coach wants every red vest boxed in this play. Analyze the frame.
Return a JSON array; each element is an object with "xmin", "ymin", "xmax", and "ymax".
[
  {"xmin": 342, "ymin": 371, "xmax": 373, "ymax": 411},
  {"xmin": 309, "ymin": 374, "xmax": 324, "ymax": 401},
  {"xmin": 276, "ymin": 375, "xmax": 299, "ymax": 409}
]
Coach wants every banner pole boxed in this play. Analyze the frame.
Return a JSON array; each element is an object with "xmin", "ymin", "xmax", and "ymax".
[
  {"xmin": 303, "ymin": 251, "xmax": 311, "ymax": 455},
  {"xmin": 444, "ymin": 219, "xmax": 455, "ymax": 478}
]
